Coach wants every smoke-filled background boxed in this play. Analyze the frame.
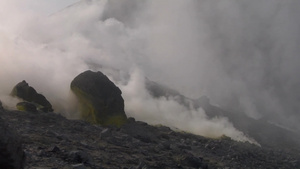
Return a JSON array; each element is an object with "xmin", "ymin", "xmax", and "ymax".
[{"xmin": 1, "ymin": 0, "xmax": 300, "ymax": 142}]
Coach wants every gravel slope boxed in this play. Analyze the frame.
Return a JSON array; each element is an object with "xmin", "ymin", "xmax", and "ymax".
[{"xmin": 1, "ymin": 109, "xmax": 299, "ymax": 169}]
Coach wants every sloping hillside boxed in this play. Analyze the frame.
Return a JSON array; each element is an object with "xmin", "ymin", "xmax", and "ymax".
[{"xmin": 1, "ymin": 109, "xmax": 299, "ymax": 169}]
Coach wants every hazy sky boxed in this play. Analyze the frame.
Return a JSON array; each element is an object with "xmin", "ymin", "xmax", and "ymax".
[{"xmin": 23, "ymin": 0, "xmax": 80, "ymax": 15}]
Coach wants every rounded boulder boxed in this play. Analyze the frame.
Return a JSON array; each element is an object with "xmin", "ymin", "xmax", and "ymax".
[{"xmin": 71, "ymin": 70, "xmax": 127, "ymax": 127}]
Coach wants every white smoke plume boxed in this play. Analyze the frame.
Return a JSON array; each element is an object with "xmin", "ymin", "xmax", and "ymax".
[{"xmin": 0, "ymin": 0, "xmax": 299, "ymax": 142}]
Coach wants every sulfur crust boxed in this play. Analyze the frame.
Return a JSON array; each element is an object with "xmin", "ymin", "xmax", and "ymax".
[
  {"xmin": 71, "ymin": 86, "xmax": 127, "ymax": 127},
  {"xmin": 16, "ymin": 105, "xmax": 27, "ymax": 111}
]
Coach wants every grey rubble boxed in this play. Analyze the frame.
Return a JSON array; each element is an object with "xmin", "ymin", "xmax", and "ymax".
[{"xmin": 1, "ymin": 109, "xmax": 299, "ymax": 169}]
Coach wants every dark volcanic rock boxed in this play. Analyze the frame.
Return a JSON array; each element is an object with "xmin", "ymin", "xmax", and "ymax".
[
  {"xmin": 0, "ymin": 100, "xmax": 3, "ymax": 110},
  {"xmin": 1, "ymin": 109, "xmax": 300, "ymax": 169},
  {"xmin": 16, "ymin": 102, "xmax": 37, "ymax": 112},
  {"xmin": 71, "ymin": 70, "xmax": 127, "ymax": 126},
  {"xmin": 67, "ymin": 150, "xmax": 93, "ymax": 165},
  {"xmin": 122, "ymin": 121, "xmax": 158, "ymax": 143},
  {"xmin": 11, "ymin": 80, "xmax": 53, "ymax": 112},
  {"xmin": 0, "ymin": 115, "xmax": 25, "ymax": 169}
]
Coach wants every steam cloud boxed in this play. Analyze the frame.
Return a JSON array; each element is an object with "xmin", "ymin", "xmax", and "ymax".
[{"xmin": 0, "ymin": 0, "xmax": 299, "ymax": 142}]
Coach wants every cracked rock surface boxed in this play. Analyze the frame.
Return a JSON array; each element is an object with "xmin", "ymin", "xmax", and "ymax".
[{"xmin": 1, "ymin": 109, "xmax": 299, "ymax": 169}]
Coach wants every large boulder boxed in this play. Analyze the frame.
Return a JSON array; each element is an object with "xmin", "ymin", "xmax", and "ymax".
[
  {"xmin": 11, "ymin": 80, "xmax": 53, "ymax": 112},
  {"xmin": 0, "ymin": 116, "xmax": 25, "ymax": 169},
  {"xmin": 71, "ymin": 70, "xmax": 127, "ymax": 127}
]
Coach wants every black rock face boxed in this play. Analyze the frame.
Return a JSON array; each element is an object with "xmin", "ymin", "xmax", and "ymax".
[
  {"xmin": 0, "ymin": 115, "xmax": 25, "ymax": 169},
  {"xmin": 71, "ymin": 70, "xmax": 127, "ymax": 126},
  {"xmin": 0, "ymin": 100, "xmax": 3, "ymax": 110},
  {"xmin": 11, "ymin": 80, "xmax": 53, "ymax": 112}
]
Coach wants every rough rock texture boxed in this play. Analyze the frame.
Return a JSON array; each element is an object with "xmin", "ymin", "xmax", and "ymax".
[
  {"xmin": 0, "ymin": 100, "xmax": 3, "ymax": 110},
  {"xmin": 71, "ymin": 70, "xmax": 127, "ymax": 126},
  {"xmin": 1, "ymin": 109, "xmax": 300, "ymax": 169},
  {"xmin": 16, "ymin": 102, "xmax": 37, "ymax": 112},
  {"xmin": 0, "ymin": 113, "xmax": 25, "ymax": 169},
  {"xmin": 11, "ymin": 81, "xmax": 53, "ymax": 112}
]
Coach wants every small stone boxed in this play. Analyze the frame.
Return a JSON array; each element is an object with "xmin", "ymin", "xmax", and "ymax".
[
  {"xmin": 180, "ymin": 153, "xmax": 204, "ymax": 168},
  {"xmin": 72, "ymin": 163, "xmax": 88, "ymax": 169},
  {"xmin": 51, "ymin": 146, "xmax": 60, "ymax": 153},
  {"xmin": 100, "ymin": 128, "xmax": 111, "ymax": 138},
  {"xmin": 136, "ymin": 161, "xmax": 148, "ymax": 169},
  {"xmin": 68, "ymin": 151, "xmax": 93, "ymax": 165},
  {"xmin": 160, "ymin": 142, "xmax": 171, "ymax": 150}
]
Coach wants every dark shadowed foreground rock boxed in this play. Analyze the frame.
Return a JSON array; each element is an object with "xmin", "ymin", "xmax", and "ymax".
[
  {"xmin": 71, "ymin": 70, "xmax": 127, "ymax": 126},
  {"xmin": 0, "ymin": 114, "xmax": 25, "ymax": 169},
  {"xmin": 11, "ymin": 80, "xmax": 53, "ymax": 112},
  {"xmin": 0, "ymin": 100, "xmax": 3, "ymax": 110}
]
